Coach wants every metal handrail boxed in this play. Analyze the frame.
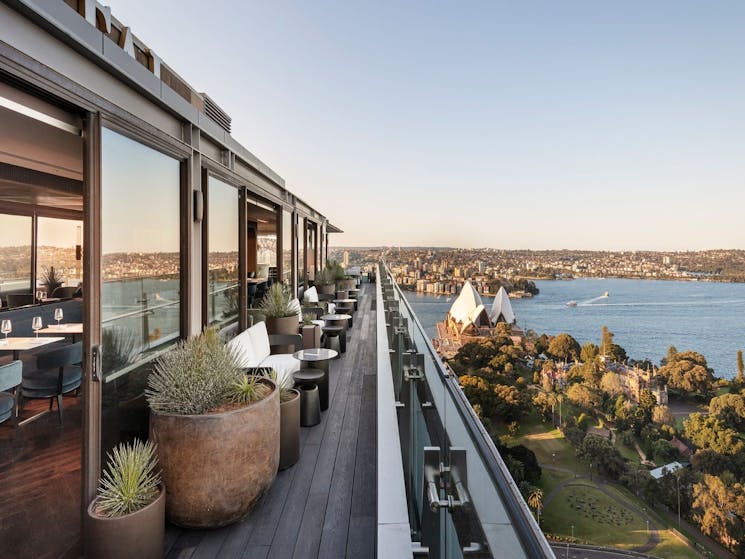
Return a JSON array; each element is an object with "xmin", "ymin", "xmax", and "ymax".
[{"xmin": 382, "ymin": 261, "xmax": 556, "ymax": 559}]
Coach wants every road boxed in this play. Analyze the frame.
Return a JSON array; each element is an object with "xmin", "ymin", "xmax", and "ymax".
[{"xmin": 550, "ymin": 544, "xmax": 653, "ymax": 559}]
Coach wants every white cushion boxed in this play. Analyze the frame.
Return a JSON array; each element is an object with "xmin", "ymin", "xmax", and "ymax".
[
  {"xmin": 260, "ymin": 354, "xmax": 300, "ymax": 386},
  {"xmin": 289, "ymin": 298, "xmax": 302, "ymax": 323},
  {"xmin": 248, "ymin": 321, "xmax": 271, "ymax": 362},
  {"xmin": 328, "ymin": 302, "xmax": 336, "ymax": 314},
  {"xmin": 303, "ymin": 286, "xmax": 319, "ymax": 303},
  {"xmin": 226, "ymin": 328, "xmax": 260, "ymax": 368},
  {"xmin": 312, "ymin": 319, "xmax": 325, "ymax": 328}
]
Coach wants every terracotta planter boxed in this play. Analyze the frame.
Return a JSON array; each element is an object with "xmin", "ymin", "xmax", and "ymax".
[
  {"xmin": 149, "ymin": 378, "xmax": 279, "ymax": 528},
  {"xmin": 317, "ymin": 283, "xmax": 336, "ymax": 296},
  {"xmin": 85, "ymin": 485, "xmax": 165, "ymax": 559},
  {"xmin": 301, "ymin": 324, "xmax": 321, "ymax": 349},
  {"xmin": 279, "ymin": 389, "xmax": 300, "ymax": 470}
]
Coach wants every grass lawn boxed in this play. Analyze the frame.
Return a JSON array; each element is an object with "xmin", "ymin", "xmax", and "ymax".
[
  {"xmin": 616, "ymin": 439, "xmax": 641, "ymax": 463},
  {"xmin": 651, "ymin": 530, "xmax": 704, "ymax": 559},
  {"xmin": 542, "ymin": 482, "xmax": 647, "ymax": 549},
  {"xmin": 537, "ymin": 467, "xmax": 573, "ymax": 494}
]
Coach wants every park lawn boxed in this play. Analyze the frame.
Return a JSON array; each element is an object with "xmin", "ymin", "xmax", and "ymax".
[
  {"xmin": 651, "ymin": 530, "xmax": 704, "ymax": 559},
  {"xmin": 537, "ymin": 468, "xmax": 573, "ymax": 494},
  {"xmin": 616, "ymin": 439, "xmax": 641, "ymax": 463},
  {"xmin": 542, "ymin": 482, "xmax": 648, "ymax": 549}
]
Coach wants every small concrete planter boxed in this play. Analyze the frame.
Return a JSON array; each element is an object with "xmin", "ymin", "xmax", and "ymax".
[
  {"xmin": 279, "ymin": 389, "xmax": 300, "ymax": 470},
  {"xmin": 266, "ymin": 315, "xmax": 299, "ymax": 336},
  {"xmin": 150, "ymin": 378, "xmax": 279, "ymax": 528},
  {"xmin": 317, "ymin": 283, "xmax": 336, "ymax": 296},
  {"xmin": 85, "ymin": 485, "xmax": 165, "ymax": 559}
]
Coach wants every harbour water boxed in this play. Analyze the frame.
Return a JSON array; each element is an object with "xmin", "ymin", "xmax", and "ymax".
[{"xmin": 405, "ymin": 278, "xmax": 745, "ymax": 379}]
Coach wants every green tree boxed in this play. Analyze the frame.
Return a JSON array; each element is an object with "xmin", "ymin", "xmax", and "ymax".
[
  {"xmin": 566, "ymin": 383, "xmax": 602, "ymax": 410},
  {"xmin": 600, "ymin": 371, "xmax": 623, "ymax": 397},
  {"xmin": 600, "ymin": 326, "xmax": 613, "ymax": 357},
  {"xmin": 683, "ymin": 413, "xmax": 744, "ymax": 455},
  {"xmin": 652, "ymin": 405, "xmax": 673, "ymax": 426},
  {"xmin": 692, "ymin": 474, "xmax": 745, "ymax": 554},
  {"xmin": 658, "ymin": 350, "xmax": 714, "ymax": 396},
  {"xmin": 576, "ymin": 435, "xmax": 625, "ymax": 477},
  {"xmin": 580, "ymin": 342, "xmax": 600, "ymax": 363},
  {"xmin": 548, "ymin": 333, "xmax": 581, "ymax": 363},
  {"xmin": 663, "ymin": 345, "xmax": 678, "ymax": 366},
  {"xmin": 527, "ymin": 487, "xmax": 544, "ymax": 523},
  {"xmin": 709, "ymin": 393, "xmax": 745, "ymax": 430},
  {"xmin": 737, "ymin": 350, "xmax": 744, "ymax": 383}
]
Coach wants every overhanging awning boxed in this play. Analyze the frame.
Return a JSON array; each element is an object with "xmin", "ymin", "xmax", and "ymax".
[{"xmin": 326, "ymin": 223, "xmax": 343, "ymax": 233}]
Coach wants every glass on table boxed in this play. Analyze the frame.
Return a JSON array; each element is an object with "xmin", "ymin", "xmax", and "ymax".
[
  {"xmin": 1, "ymin": 319, "xmax": 11, "ymax": 343},
  {"xmin": 54, "ymin": 307, "xmax": 64, "ymax": 327},
  {"xmin": 32, "ymin": 316, "xmax": 43, "ymax": 338}
]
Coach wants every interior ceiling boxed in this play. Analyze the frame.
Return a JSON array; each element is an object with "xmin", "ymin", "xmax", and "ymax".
[
  {"xmin": 0, "ymin": 163, "xmax": 83, "ymax": 212},
  {"xmin": 248, "ymin": 203, "xmax": 277, "ymax": 234}
]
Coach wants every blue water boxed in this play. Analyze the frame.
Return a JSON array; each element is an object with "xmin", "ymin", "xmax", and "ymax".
[{"xmin": 405, "ymin": 278, "xmax": 745, "ymax": 379}]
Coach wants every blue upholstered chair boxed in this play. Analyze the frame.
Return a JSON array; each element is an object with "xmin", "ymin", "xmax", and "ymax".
[
  {"xmin": 0, "ymin": 360, "xmax": 22, "ymax": 428},
  {"xmin": 21, "ymin": 342, "xmax": 83, "ymax": 424}
]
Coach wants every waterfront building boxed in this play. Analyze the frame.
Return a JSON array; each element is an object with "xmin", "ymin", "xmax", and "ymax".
[{"xmin": 435, "ymin": 281, "xmax": 522, "ymax": 358}]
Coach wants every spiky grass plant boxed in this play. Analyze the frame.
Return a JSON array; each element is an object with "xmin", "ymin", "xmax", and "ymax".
[
  {"xmin": 231, "ymin": 374, "xmax": 272, "ymax": 405},
  {"xmin": 258, "ymin": 283, "xmax": 295, "ymax": 318},
  {"xmin": 302, "ymin": 312, "xmax": 316, "ymax": 326},
  {"xmin": 95, "ymin": 439, "xmax": 160, "ymax": 518},
  {"xmin": 314, "ymin": 268, "xmax": 334, "ymax": 286},
  {"xmin": 261, "ymin": 369, "xmax": 297, "ymax": 403},
  {"xmin": 146, "ymin": 329, "xmax": 244, "ymax": 415}
]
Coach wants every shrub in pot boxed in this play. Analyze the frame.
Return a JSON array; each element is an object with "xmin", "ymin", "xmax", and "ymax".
[
  {"xmin": 259, "ymin": 283, "xmax": 299, "ymax": 336},
  {"xmin": 146, "ymin": 330, "xmax": 279, "ymax": 528},
  {"xmin": 86, "ymin": 439, "xmax": 165, "ymax": 559},
  {"xmin": 262, "ymin": 369, "xmax": 300, "ymax": 470},
  {"xmin": 314, "ymin": 268, "xmax": 336, "ymax": 296}
]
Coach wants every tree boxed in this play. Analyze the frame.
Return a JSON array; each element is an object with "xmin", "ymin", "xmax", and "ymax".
[
  {"xmin": 527, "ymin": 487, "xmax": 544, "ymax": 523},
  {"xmin": 606, "ymin": 343, "xmax": 627, "ymax": 363},
  {"xmin": 738, "ymin": 350, "xmax": 744, "ymax": 383},
  {"xmin": 600, "ymin": 372, "xmax": 623, "ymax": 397},
  {"xmin": 709, "ymin": 393, "xmax": 745, "ymax": 430},
  {"xmin": 692, "ymin": 474, "xmax": 745, "ymax": 554},
  {"xmin": 493, "ymin": 383, "xmax": 528, "ymax": 421},
  {"xmin": 683, "ymin": 413, "xmax": 744, "ymax": 455},
  {"xmin": 600, "ymin": 326, "xmax": 613, "ymax": 357},
  {"xmin": 652, "ymin": 405, "xmax": 673, "ymax": 426},
  {"xmin": 576, "ymin": 434, "xmax": 625, "ymax": 478},
  {"xmin": 663, "ymin": 345, "xmax": 678, "ymax": 366},
  {"xmin": 567, "ymin": 383, "xmax": 602, "ymax": 410},
  {"xmin": 658, "ymin": 350, "xmax": 714, "ymax": 396},
  {"xmin": 502, "ymin": 444, "xmax": 542, "ymax": 482},
  {"xmin": 580, "ymin": 342, "xmax": 600, "ymax": 363},
  {"xmin": 548, "ymin": 333, "xmax": 580, "ymax": 363}
]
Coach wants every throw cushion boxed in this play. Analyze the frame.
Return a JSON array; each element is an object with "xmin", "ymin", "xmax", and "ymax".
[
  {"xmin": 289, "ymin": 298, "xmax": 302, "ymax": 323},
  {"xmin": 260, "ymin": 353, "xmax": 300, "ymax": 386},
  {"xmin": 248, "ymin": 321, "xmax": 271, "ymax": 361},
  {"xmin": 303, "ymin": 285, "xmax": 319, "ymax": 303},
  {"xmin": 227, "ymin": 328, "xmax": 259, "ymax": 368}
]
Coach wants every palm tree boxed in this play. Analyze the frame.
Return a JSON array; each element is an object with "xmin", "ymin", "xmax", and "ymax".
[{"xmin": 527, "ymin": 487, "xmax": 544, "ymax": 525}]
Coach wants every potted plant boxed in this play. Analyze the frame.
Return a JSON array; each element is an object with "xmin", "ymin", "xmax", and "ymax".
[
  {"xmin": 259, "ymin": 283, "xmax": 299, "ymax": 337},
  {"xmin": 39, "ymin": 265, "xmax": 63, "ymax": 296},
  {"xmin": 85, "ymin": 439, "xmax": 165, "ymax": 559},
  {"xmin": 314, "ymin": 268, "xmax": 336, "ymax": 296},
  {"xmin": 262, "ymin": 369, "xmax": 300, "ymax": 470},
  {"xmin": 146, "ymin": 329, "xmax": 279, "ymax": 528},
  {"xmin": 301, "ymin": 313, "xmax": 321, "ymax": 349}
]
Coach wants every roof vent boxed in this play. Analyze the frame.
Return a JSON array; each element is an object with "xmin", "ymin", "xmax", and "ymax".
[{"xmin": 202, "ymin": 94, "xmax": 231, "ymax": 133}]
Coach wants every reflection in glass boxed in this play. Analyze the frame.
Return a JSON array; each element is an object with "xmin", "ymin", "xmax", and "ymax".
[
  {"xmin": 297, "ymin": 216, "xmax": 305, "ymax": 288},
  {"xmin": 37, "ymin": 217, "xmax": 83, "ymax": 289},
  {"xmin": 307, "ymin": 222, "xmax": 316, "ymax": 281},
  {"xmin": 0, "ymin": 213, "xmax": 32, "ymax": 302},
  {"xmin": 282, "ymin": 209, "xmax": 292, "ymax": 288},
  {"xmin": 101, "ymin": 128, "xmax": 181, "ymax": 451},
  {"xmin": 207, "ymin": 176, "xmax": 239, "ymax": 327}
]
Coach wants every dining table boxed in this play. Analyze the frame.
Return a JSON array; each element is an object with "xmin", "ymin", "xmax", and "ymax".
[
  {"xmin": 39, "ymin": 323, "xmax": 83, "ymax": 343},
  {"xmin": 0, "ymin": 336, "xmax": 65, "ymax": 360}
]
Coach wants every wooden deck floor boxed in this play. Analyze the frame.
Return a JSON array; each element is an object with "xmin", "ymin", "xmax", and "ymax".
[{"xmin": 165, "ymin": 284, "xmax": 378, "ymax": 559}]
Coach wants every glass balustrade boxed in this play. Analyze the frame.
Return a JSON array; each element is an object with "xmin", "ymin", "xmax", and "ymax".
[{"xmin": 376, "ymin": 262, "xmax": 555, "ymax": 559}]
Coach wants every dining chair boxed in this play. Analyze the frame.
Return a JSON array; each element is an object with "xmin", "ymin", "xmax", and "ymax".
[
  {"xmin": 51, "ymin": 286, "xmax": 79, "ymax": 299},
  {"xmin": 0, "ymin": 360, "xmax": 22, "ymax": 428},
  {"xmin": 6, "ymin": 293, "xmax": 34, "ymax": 307},
  {"xmin": 20, "ymin": 342, "xmax": 83, "ymax": 424}
]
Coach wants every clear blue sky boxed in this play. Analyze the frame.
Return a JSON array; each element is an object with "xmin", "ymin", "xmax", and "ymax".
[{"xmin": 114, "ymin": 1, "xmax": 745, "ymax": 250}]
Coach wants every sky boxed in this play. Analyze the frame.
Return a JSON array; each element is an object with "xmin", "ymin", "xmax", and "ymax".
[{"xmin": 112, "ymin": 1, "xmax": 745, "ymax": 250}]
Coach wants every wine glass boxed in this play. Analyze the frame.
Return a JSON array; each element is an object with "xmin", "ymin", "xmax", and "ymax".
[
  {"xmin": 32, "ymin": 316, "xmax": 43, "ymax": 338},
  {"xmin": 54, "ymin": 307, "xmax": 64, "ymax": 327},
  {"xmin": 1, "ymin": 319, "xmax": 11, "ymax": 343}
]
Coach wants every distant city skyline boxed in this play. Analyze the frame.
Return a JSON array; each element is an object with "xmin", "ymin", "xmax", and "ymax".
[{"xmin": 113, "ymin": 1, "xmax": 745, "ymax": 250}]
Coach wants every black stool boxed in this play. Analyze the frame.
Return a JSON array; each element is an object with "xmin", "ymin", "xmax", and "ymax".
[
  {"xmin": 322, "ymin": 326, "xmax": 345, "ymax": 354},
  {"xmin": 293, "ymin": 369, "xmax": 325, "ymax": 422}
]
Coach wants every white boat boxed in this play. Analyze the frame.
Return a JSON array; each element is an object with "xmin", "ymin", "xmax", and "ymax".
[{"xmin": 566, "ymin": 301, "xmax": 577, "ymax": 307}]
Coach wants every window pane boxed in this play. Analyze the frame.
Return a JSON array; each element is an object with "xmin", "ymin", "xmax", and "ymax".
[
  {"xmin": 101, "ymin": 128, "xmax": 181, "ymax": 448},
  {"xmin": 36, "ymin": 217, "xmax": 83, "ymax": 295},
  {"xmin": 297, "ymin": 215, "xmax": 305, "ymax": 287},
  {"xmin": 207, "ymin": 176, "xmax": 239, "ymax": 327},
  {"xmin": 0, "ymin": 213, "xmax": 31, "ymax": 304}
]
